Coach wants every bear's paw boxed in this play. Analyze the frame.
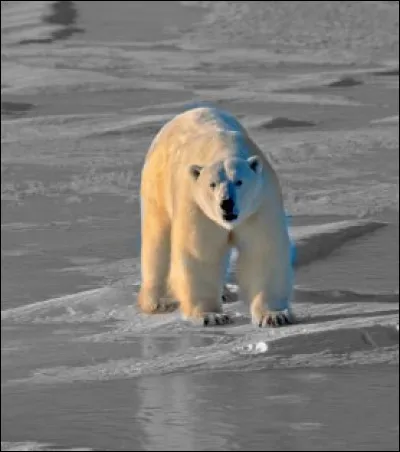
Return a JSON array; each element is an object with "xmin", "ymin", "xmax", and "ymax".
[
  {"xmin": 203, "ymin": 312, "xmax": 233, "ymax": 327},
  {"xmin": 255, "ymin": 310, "xmax": 293, "ymax": 328}
]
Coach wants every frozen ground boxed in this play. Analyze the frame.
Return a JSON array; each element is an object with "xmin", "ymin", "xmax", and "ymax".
[{"xmin": 1, "ymin": 1, "xmax": 399, "ymax": 450}]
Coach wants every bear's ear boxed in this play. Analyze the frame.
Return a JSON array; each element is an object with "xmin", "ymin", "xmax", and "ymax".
[
  {"xmin": 247, "ymin": 156, "xmax": 262, "ymax": 174},
  {"xmin": 189, "ymin": 164, "xmax": 203, "ymax": 180}
]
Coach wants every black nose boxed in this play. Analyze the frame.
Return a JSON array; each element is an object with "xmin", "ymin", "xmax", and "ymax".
[{"xmin": 220, "ymin": 198, "xmax": 234, "ymax": 212}]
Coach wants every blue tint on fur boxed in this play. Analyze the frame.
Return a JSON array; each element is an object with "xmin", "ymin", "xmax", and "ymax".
[
  {"xmin": 285, "ymin": 212, "xmax": 297, "ymax": 266},
  {"xmin": 212, "ymin": 108, "xmax": 244, "ymax": 133},
  {"xmin": 183, "ymin": 102, "xmax": 244, "ymax": 133},
  {"xmin": 181, "ymin": 103, "xmax": 296, "ymax": 312}
]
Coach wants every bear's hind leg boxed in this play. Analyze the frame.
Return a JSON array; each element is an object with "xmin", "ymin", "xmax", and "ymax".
[{"xmin": 138, "ymin": 201, "xmax": 177, "ymax": 314}]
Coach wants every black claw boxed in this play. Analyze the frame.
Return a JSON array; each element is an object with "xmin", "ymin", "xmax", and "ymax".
[
  {"xmin": 222, "ymin": 295, "xmax": 226, "ymax": 302},
  {"xmin": 277, "ymin": 316, "xmax": 283, "ymax": 326},
  {"xmin": 204, "ymin": 316, "xmax": 209, "ymax": 326},
  {"xmin": 223, "ymin": 315, "xmax": 230, "ymax": 324},
  {"xmin": 283, "ymin": 314, "xmax": 291, "ymax": 324},
  {"xmin": 215, "ymin": 316, "xmax": 220, "ymax": 325},
  {"xmin": 259, "ymin": 320, "xmax": 263, "ymax": 328}
]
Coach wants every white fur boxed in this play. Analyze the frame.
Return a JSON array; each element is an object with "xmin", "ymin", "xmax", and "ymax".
[
  {"xmin": 190, "ymin": 156, "xmax": 264, "ymax": 231},
  {"xmin": 138, "ymin": 107, "xmax": 294, "ymax": 327}
]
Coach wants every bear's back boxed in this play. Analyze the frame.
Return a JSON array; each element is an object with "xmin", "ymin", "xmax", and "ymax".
[
  {"xmin": 145, "ymin": 107, "xmax": 260, "ymax": 165},
  {"xmin": 167, "ymin": 106, "xmax": 248, "ymax": 138}
]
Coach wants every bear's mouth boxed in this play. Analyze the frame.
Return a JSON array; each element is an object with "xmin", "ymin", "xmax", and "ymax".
[{"xmin": 223, "ymin": 213, "xmax": 238, "ymax": 222}]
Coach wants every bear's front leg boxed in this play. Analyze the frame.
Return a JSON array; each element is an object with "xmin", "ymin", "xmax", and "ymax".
[
  {"xmin": 170, "ymin": 253, "xmax": 233, "ymax": 326},
  {"xmin": 138, "ymin": 199, "xmax": 176, "ymax": 314},
  {"xmin": 236, "ymin": 229, "xmax": 294, "ymax": 328},
  {"xmin": 169, "ymin": 222, "xmax": 233, "ymax": 327}
]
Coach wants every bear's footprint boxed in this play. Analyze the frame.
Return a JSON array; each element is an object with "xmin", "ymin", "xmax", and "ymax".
[{"xmin": 203, "ymin": 313, "xmax": 233, "ymax": 326}]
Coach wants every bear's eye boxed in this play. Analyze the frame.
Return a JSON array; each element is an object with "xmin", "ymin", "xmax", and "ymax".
[
  {"xmin": 235, "ymin": 180, "xmax": 243, "ymax": 187},
  {"xmin": 210, "ymin": 182, "xmax": 216, "ymax": 189}
]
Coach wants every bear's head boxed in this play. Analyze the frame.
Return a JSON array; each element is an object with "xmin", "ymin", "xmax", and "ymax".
[{"xmin": 189, "ymin": 156, "xmax": 264, "ymax": 230}]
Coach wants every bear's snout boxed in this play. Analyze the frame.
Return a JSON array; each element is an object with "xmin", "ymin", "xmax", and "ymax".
[
  {"xmin": 220, "ymin": 198, "xmax": 235, "ymax": 213},
  {"xmin": 220, "ymin": 198, "xmax": 238, "ymax": 222}
]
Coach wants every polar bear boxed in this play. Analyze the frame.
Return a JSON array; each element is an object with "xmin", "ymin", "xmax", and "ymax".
[{"xmin": 138, "ymin": 106, "xmax": 293, "ymax": 327}]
